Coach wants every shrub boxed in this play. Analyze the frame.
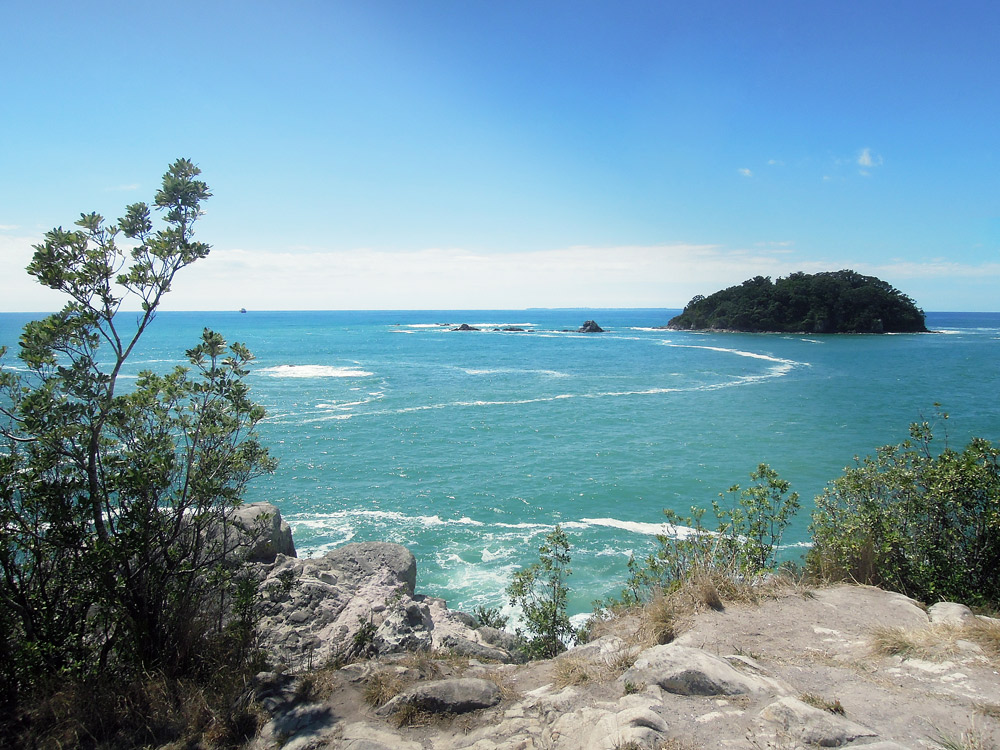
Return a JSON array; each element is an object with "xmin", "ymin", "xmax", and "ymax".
[
  {"xmin": 604, "ymin": 463, "xmax": 799, "ymax": 610},
  {"xmin": 507, "ymin": 525, "xmax": 576, "ymax": 659},
  {"xmin": 807, "ymin": 418, "xmax": 1000, "ymax": 608}
]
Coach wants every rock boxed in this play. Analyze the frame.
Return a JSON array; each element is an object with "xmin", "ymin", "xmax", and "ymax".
[
  {"xmin": 757, "ymin": 696, "xmax": 877, "ymax": 747},
  {"xmin": 578, "ymin": 320, "xmax": 604, "ymax": 333},
  {"xmin": 452, "ymin": 323, "xmax": 481, "ymax": 331},
  {"xmin": 927, "ymin": 602, "xmax": 974, "ymax": 625},
  {"xmin": 501, "ymin": 326, "xmax": 525, "ymax": 332},
  {"xmin": 620, "ymin": 643, "xmax": 783, "ymax": 696},
  {"xmin": 379, "ymin": 677, "xmax": 501, "ymax": 715},
  {"xmin": 230, "ymin": 501, "xmax": 296, "ymax": 562},
  {"xmin": 374, "ymin": 599, "xmax": 433, "ymax": 653},
  {"xmin": 322, "ymin": 542, "xmax": 417, "ymax": 595}
]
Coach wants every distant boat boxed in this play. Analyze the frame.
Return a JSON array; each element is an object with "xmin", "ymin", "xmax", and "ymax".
[{"xmin": 240, "ymin": 308, "xmax": 247, "ymax": 314}]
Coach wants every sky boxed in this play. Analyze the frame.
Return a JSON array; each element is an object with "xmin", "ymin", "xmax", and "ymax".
[{"xmin": 2, "ymin": 0, "xmax": 998, "ymax": 312}]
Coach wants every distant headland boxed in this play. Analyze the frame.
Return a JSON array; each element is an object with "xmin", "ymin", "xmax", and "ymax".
[{"xmin": 667, "ymin": 270, "xmax": 928, "ymax": 334}]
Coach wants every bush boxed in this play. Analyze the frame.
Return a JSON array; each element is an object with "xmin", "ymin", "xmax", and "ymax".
[
  {"xmin": 507, "ymin": 525, "xmax": 576, "ymax": 658},
  {"xmin": 604, "ymin": 463, "xmax": 799, "ymax": 609},
  {"xmin": 808, "ymin": 417, "xmax": 1000, "ymax": 608}
]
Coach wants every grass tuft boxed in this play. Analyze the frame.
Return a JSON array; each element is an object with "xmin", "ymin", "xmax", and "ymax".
[{"xmin": 363, "ymin": 670, "xmax": 404, "ymax": 708}]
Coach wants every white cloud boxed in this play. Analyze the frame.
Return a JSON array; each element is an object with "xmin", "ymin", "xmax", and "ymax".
[
  {"xmin": 857, "ymin": 148, "xmax": 882, "ymax": 169},
  {"xmin": 5, "ymin": 237, "xmax": 999, "ymax": 313},
  {"xmin": 738, "ymin": 168, "xmax": 753, "ymax": 177},
  {"xmin": 105, "ymin": 183, "xmax": 140, "ymax": 192},
  {"xmin": 0, "ymin": 224, "xmax": 19, "ymax": 231}
]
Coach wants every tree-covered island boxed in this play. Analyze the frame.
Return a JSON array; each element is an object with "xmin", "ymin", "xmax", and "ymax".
[{"xmin": 667, "ymin": 270, "xmax": 928, "ymax": 333}]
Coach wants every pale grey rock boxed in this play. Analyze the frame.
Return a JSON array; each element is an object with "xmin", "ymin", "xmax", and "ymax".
[
  {"xmin": 757, "ymin": 696, "xmax": 877, "ymax": 747},
  {"xmin": 230, "ymin": 501, "xmax": 296, "ymax": 562},
  {"xmin": 379, "ymin": 677, "xmax": 501, "ymax": 715},
  {"xmin": 620, "ymin": 643, "xmax": 781, "ymax": 696},
  {"xmin": 254, "ymin": 542, "xmax": 512, "ymax": 669},
  {"xmin": 928, "ymin": 601, "xmax": 974, "ymax": 625},
  {"xmin": 323, "ymin": 541, "xmax": 417, "ymax": 595}
]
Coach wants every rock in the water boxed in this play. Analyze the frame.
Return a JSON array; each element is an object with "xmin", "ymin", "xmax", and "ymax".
[
  {"xmin": 758, "ymin": 696, "xmax": 877, "ymax": 747},
  {"xmin": 452, "ymin": 323, "xmax": 480, "ymax": 331},
  {"xmin": 231, "ymin": 502, "xmax": 296, "ymax": 562},
  {"xmin": 379, "ymin": 677, "xmax": 501, "ymax": 715},
  {"xmin": 620, "ymin": 643, "xmax": 782, "ymax": 696},
  {"xmin": 578, "ymin": 320, "xmax": 604, "ymax": 333}
]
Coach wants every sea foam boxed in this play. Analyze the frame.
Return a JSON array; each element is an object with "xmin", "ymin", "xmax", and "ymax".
[{"xmin": 260, "ymin": 364, "xmax": 374, "ymax": 378}]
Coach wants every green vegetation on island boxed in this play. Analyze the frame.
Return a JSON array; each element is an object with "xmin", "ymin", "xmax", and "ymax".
[{"xmin": 667, "ymin": 270, "xmax": 928, "ymax": 333}]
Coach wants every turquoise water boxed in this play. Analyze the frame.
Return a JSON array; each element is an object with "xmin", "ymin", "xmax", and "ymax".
[{"xmin": 2, "ymin": 309, "xmax": 999, "ymax": 619}]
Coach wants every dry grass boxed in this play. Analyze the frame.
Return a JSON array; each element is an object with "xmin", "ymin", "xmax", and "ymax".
[
  {"xmin": 871, "ymin": 618, "xmax": 1000, "ymax": 667},
  {"xmin": 363, "ymin": 670, "xmax": 404, "ymax": 708},
  {"xmin": 554, "ymin": 657, "xmax": 595, "ymax": 687},
  {"xmin": 799, "ymin": 692, "xmax": 846, "ymax": 715},
  {"xmin": 483, "ymin": 670, "xmax": 519, "ymax": 702},
  {"xmin": 932, "ymin": 722, "xmax": 998, "ymax": 750}
]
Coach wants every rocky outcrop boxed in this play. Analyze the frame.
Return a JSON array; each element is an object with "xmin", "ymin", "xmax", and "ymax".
[
  {"xmin": 231, "ymin": 501, "xmax": 297, "ymax": 562},
  {"xmin": 578, "ymin": 320, "xmax": 604, "ymax": 333},
  {"xmin": 378, "ymin": 678, "xmax": 502, "ymax": 716},
  {"xmin": 452, "ymin": 323, "xmax": 480, "ymax": 331},
  {"xmin": 254, "ymin": 542, "xmax": 515, "ymax": 670},
  {"xmin": 619, "ymin": 643, "xmax": 789, "ymax": 696}
]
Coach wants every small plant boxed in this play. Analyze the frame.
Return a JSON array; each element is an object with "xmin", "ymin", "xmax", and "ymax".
[
  {"xmin": 554, "ymin": 657, "xmax": 593, "ymax": 687},
  {"xmin": 473, "ymin": 605, "xmax": 509, "ymax": 630},
  {"xmin": 363, "ymin": 670, "xmax": 403, "ymax": 708},
  {"xmin": 507, "ymin": 525, "xmax": 576, "ymax": 659},
  {"xmin": 799, "ymin": 693, "xmax": 845, "ymax": 715},
  {"xmin": 623, "ymin": 680, "xmax": 642, "ymax": 695},
  {"xmin": 276, "ymin": 568, "xmax": 297, "ymax": 595}
]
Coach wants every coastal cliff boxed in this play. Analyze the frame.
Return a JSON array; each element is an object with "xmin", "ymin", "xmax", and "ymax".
[{"xmin": 245, "ymin": 505, "xmax": 1000, "ymax": 750}]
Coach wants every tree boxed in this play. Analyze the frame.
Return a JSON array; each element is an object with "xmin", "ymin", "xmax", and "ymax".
[
  {"xmin": 507, "ymin": 525, "xmax": 576, "ymax": 658},
  {"xmin": 808, "ymin": 416, "xmax": 1000, "ymax": 608},
  {"xmin": 0, "ymin": 159, "xmax": 275, "ymax": 716},
  {"xmin": 714, "ymin": 463, "xmax": 800, "ymax": 576}
]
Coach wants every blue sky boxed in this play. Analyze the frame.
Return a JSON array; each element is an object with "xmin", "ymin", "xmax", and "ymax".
[{"xmin": 2, "ymin": 0, "xmax": 998, "ymax": 311}]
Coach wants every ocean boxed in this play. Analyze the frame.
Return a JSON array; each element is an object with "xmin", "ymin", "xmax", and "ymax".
[{"xmin": 2, "ymin": 309, "xmax": 998, "ymax": 621}]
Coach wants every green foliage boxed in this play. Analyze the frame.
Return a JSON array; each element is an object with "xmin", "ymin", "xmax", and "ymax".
[
  {"xmin": 715, "ymin": 463, "xmax": 800, "ymax": 575},
  {"xmin": 507, "ymin": 525, "xmax": 576, "ymax": 659},
  {"xmin": 473, "ymin": 605, "xmax": 509, "ymax": 630},
  {"xmin": 667, "ymin": 270, "xmax": 927, "ymax": 333},
  {"xmin": 0, "ymin": 160, "xmax": 275, "ymax": 740},
  {"xmin": 604, "ymin": 464, "xmax": 798, "ymax": 608},
  {"xmin": 808, "ymin": 416, "xmax": 1000, "ymax": 608}
]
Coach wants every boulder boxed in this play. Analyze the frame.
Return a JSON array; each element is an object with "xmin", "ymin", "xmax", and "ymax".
[
  {"xmin": 620, "ymin": 644, "xmax": 782, "ymax": 696},
  {"xmin": 757, "ymin": 696, "xmax": 877, "ymax": 747},
  {"xmin": 927, "ymin": 602, "xmax": 974, "ymax": 625},
  {"xmin": 378, "ymin": 677, "xmax": 501, "ymax": 715},
  {"xmin": 452, "ymin": 323, "xmax": 480, "ymax": 331},
  {"xmin": 322, "ymin": 541, "xmax": 417, "ymax": 595},
  {"xmin": 230, "ymin": 501, "xmax": 296, "ymax": 562},
  {"xmin": 578, "ymin": 320, "xmax": 604, "ymax": 333}
]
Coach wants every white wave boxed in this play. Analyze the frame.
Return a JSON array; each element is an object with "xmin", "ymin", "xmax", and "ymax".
[
  {"xmin": 464, "ymin": 367, "xmax": 570, "ymax": 378},
  {"xmin": 579, "ymin": 517, "xmax": 702, "ymax": 539},
  {"xmin": 260, "ymin": 364, "xmax": 373, "ymax": 378},
  {"xmin": 288, "ymin": 508, "xmax": 484, "ymax": 529}
]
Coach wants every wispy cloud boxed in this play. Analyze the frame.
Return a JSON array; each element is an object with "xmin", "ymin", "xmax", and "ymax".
[
  {"xmin": 105, "ymin": 183, "xmax": 140, "ymax": 192},
  {"xmin": 857, "ymin": 147, "xmax": 883, "ymax": 175},
  {"xmin": 738, "ymin": 168, "xmax": 753, "ymax": 178},
  {"xmin": 0, "ymin": 224, "xmax": 19, "ymax": 231}
]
